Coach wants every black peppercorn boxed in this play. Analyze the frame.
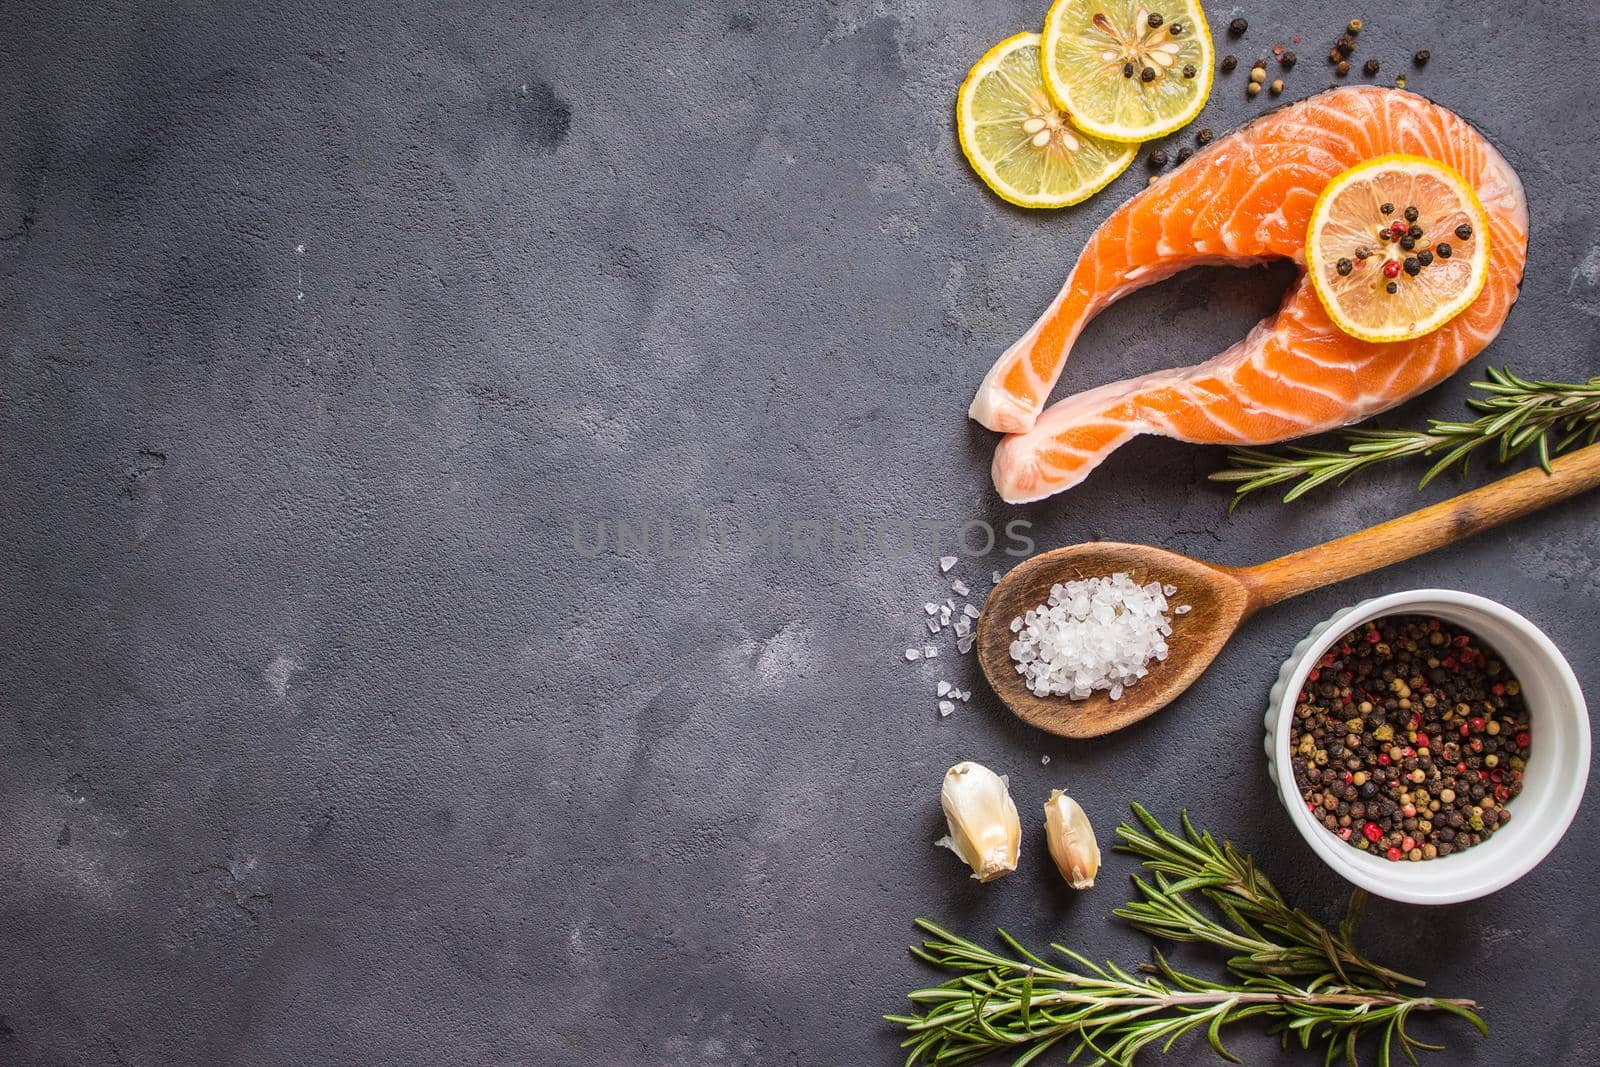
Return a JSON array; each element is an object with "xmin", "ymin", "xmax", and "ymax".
[
  {"xmin": 1228, "ymin": 17, "xmax": 1247, "ymax": 35},
  {"xmin": 1142, "ymin": 66, "xmax": 1157, "ymax": 82},
  {"xmin": 1123, "ymin": 61, "xmax": 1135, "ymax": 78},
  {"xmin": 1408, "ymin": 223, "xmax": 1423, "ymax": 239},
  {"xmin": 1414, "ymin": 49, "xmax": 1430, "ymax": 66},
  {"xmin": 1403, "ymin": 257, "xmax": 1421, "ymax": 276},
  {"xmin": 1435, "ymin": 242, "xmax": 1452, "ymax": 259},
  {"xmin": 1404, "ymin": 205, "xmax": 1419, "ymax": 223},
  {"xmin": 1386, "ymin": 281, "xmax": 1398, "ymax": 294},
  {"xmin": 1175, "ymin": 146, "xmax": 1192, "ymax": 163},
  {"xmin": 1380, "ymin": 202, "xmax": 1394, "ymax": 215},
  {"xmin": 1336, "ymin": 34, "xmax": 1356, "ymax": 56},
  {"xmin": 1183, "ymin": 63, "xmax": 1196, "ymax": 78},
  {"xmin": 1455, "ymin": 223, "xmax": 1473, "ymax": 240},
  {"xmin": 1197, "ymin": 127, "xmax": 1213, "ymax": 145},
  {"xmin": 1281, "ymin": 51, "xmax": 1297, "ymax": 68},
  {"xmin": 1336, "ymin": 59, "xmax": 1350, "ymax": 76},
  {"xmin": 1148, "ymin": 149, "xmax": 1168, "ymax": 168},
  {"xmin": 1418, "ymin": 249, "xmax": 1434, "ymax": 266},
  {"xmin": 1364, "ymin": 58, "xmax": 1380, "ymax": 76},
  {"xmin": 1147, "ymin": 11, "xmax": 1163, "ymax": 26},
  {"xmin": 1336, "ymin": 258, "xmax": 1353, "ymax": 276},
  {"xmin": 1221, "ymin": 54, "xmax": 1237, "ymax": 72},
  {"xmin": 1399, "ymin": 236, "xmax": 1415, "ymax": 251},
  {"xmin": 1170, "ymin": 22, "xmax": 1183, "ymax": 35}
]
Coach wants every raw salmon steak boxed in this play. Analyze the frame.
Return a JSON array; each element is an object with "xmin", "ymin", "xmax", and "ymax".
[{"xmin": 968, "ymin": 87, "xmax": 1528, "ymax": 504}]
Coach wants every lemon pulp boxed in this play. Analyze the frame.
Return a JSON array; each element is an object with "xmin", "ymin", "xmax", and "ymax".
[{"xmin": 957, "ymin": 32, "xmax": 1138, "ymax": 209}]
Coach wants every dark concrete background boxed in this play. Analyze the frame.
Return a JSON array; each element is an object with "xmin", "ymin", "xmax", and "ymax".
[{"xmin": 2, "ymin": 0, "xmax": 1597, "ymax": 1063}]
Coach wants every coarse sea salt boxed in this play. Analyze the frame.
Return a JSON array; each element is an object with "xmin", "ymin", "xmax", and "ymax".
[
  {"xmin": 1007, "ymin": 572, "xmax": 1176, "ymax": 701},
  {"xmin": 939, "ymin": 556, "xmax": 958, "ymax": 573}
]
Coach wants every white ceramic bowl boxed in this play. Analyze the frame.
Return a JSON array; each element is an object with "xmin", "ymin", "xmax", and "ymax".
[{"xmin": 1265, "ymin": 589, "xmax": 1589, "ymax": 905}]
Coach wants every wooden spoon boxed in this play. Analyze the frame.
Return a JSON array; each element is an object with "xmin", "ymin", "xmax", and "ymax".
[{"xmin": 978, "ymin": 442, "xmax": 1600, "ymax": 739}]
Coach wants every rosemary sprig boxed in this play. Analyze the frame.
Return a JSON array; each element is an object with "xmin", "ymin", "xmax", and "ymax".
[
  {"xmin": 888, "ymin": 808, "xmax": 1486, "ymax": 1067},
  {"xmin": 1210, "ymin": 367, "xmax": 1600, "ymax": 506}
]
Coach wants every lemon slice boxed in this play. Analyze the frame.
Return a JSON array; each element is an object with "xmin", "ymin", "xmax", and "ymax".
[
  {"xmin": 957, "ymin": 32, "xmax": 1138, "ymax": 209},
  {"xmin": 1041, "ymin": 0, "xmax": 1214, "ymax": 142},
  {"xmin": 1307, "ymin": 154, "xmax": 1492, "ymax": 343}
]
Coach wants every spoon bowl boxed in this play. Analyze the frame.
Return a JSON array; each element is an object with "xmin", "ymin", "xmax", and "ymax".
[
  {"xmin": 977, "ymin": 543, "xmax": 1248, "ymax": 738},
  {"xmin": 975, "ymin": 444, "xmax": 1600, "ymax": 739}
]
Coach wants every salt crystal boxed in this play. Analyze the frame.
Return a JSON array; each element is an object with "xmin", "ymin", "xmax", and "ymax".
[
  {"xmin": 1006, "ymin": 572, "xmax": 1174, "ymax": 701},
  {"xmin": 926, "ymin": 619, "xmax": 940, "ymax": 635},
  {"xmin": 905, "ymin": 648, "xmax": 922, "ymax": 661},
  {"xmin": 1163, "ymin": 584, "xmax": 1178, "ymax": 597},
  {"xmin": 992, "ymin": 571, "xmax": 1002, "ymax": 583},
  {"xmin": 924, "ymin": 603, "xmax": 938, "ymax": 616},
  {"xmin": 1041, "ymin": 754, "xmax": 1051, "ymax": 765},
  {"xmin": 1175, "ymin": 604, "xmax": 1192, "ymax": 615},
  {"xmin": 954, "ymin": 616, "xmax": 971, "ymax": 637},
  {"xmin": 924, "ymin": 645, "xmax": 939, "ymax": 659},
  {"xmin": 938, "ymin": 701, "xmax": 955, "ymax": 717},
  {"xmin": 937, "ymin": 681, "xmax": 951, "ymax": 696},
  {"xmin": 939, "ymin": 556, "xmax": 957, "ymax": 573},
  {"xmin": 950, "ymin": 578, "xmax": 969, "ymax": 596}
]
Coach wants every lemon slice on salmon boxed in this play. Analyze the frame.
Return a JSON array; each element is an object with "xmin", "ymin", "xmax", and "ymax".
[
  {"xmin": 957, "ymin": 32, "xmax": 1138, "ymax": 209},
  {"xmin": 1308, "ymin": 154, "xmax": 1492, "ymax": 343},
  {"xmin": 1041, "ymin": 0, "xmax": 1214, "ymax": 143}
]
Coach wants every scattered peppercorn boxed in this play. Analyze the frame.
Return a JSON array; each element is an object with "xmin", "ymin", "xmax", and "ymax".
[
  {"xmin": 1221, "ymin": 54, "xmax": 1238, "ymax": 72},
  {"xmin": 1403, "ymin": 205, "xmax": 1419, "ymax": 223},
  {"xmin": 1336, "ymin": 258, "xmax": 1353, "ymax": 276},
  {"xmin": 1455, "ymin": 223, "xmax": 1473, "ymax": 240},
  {"xmin": 1385, "ymin": 281, "xmax": 1398, "ymax": 294},
  {"xmin": 1399, "ymin": 236, "xmax": 1415, "ymax": 251},
  {"xmin": 1229, "ymin": 17, "xmax": 1248, "ymax": 36},
  {"xmin": 1363, "ymin": 58, "xmax": 1380, "ymax": 76},
  {"xmin": 1395, "ymin": 74, "xmax": 1406, "ymax": 89},
  {"xmin": 1183, "ymin": 63, "xmax": 1197, "ymax": 78},
  {"xmin": 1336, "ymin": 59, "xmax": 1350, "ymax": 76},
  {"xmin": 1123, "ymin": 61, "xmax": 1135, "ymax": 78},
  {"xmin": 1247, "ymin": 81, "xmax": 1261, "ymax": 97},
  {"xmin": 1249, "ymin": 64, "xmax": 1267, "ymax": 83},
  {"xmin": 1147, "ymin": 11, "xmax": 1163, "ymax": 27},
  {"xmin": 1142, "ymin": 66, "xmax": 1157, "ymax": 82},
  {"xmin": 1148, "ymin": 149, "xmax": 1169, "ymax": 169},
  {"xmin": 1335, "ymin": 34, "xmax": 1356, "ymax": 56},
  {"xmin": 1417, "ymin": 249, "xmax": 1434, "ymax": 266},
  {"xmin": 1347, "ymin": 18, "xmax": 1364, "ymax": 34},
  {"xmin": 1414, "ymin": 49, "xmax": 1430, "ymax": 66},
  {"xmin": 1403, "ymin": 257, "xmax": 1421, "ymax": 276},
  {"xmin": 1380, "ymin": 202, "xmax": 1394, "ymax": 215},
  {"xmin": 1170, "ymin": 22, "xmax": 1183, "ymax": 35},
  {"xmin": 1269, "ymin": 78, "xmax": 1284, "ymax": 95},
  {"xmin": 1197, "ymin": 127, "xmax": 1213, "ymax": 145},
  {"xmin": 1281, "ymin": 50, "xmax": 1297, "ymax": 68},
  {"xmin": 1289, "ymin": 614, "xmax": 1530, "ymax": 863},
  {"xmin": 1436, "ymin": 242, "xmax": 1453, "ymax": 259},
  {"xmin": 1175, "ymin": 146, "xmax": 1192, "ymax": 163}
]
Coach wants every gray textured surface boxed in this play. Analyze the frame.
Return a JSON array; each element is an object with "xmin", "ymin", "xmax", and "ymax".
[{"xmin": 2, "ymin": 0, "xmax": 1598, "ymax": 1063}]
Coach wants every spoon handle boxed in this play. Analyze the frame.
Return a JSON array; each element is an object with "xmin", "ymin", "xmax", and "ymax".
[{"xmin": 1235, "ymin": 441, "xmax": 1600, "ymax": 612}]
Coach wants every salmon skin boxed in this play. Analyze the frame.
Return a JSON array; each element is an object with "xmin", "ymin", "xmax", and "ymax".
[{"xmin": 969, "ymin": 87, "xmax": 1528, "ymax": 504}]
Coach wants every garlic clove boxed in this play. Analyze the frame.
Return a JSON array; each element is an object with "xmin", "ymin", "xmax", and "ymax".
[
  {"xmin": 935, "ymin": 761, "xmax": 1020, "ymax": 882},
  {"xmin": 1043, "ymin": 790, "xmax": 1101, "ymax": 890}
]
